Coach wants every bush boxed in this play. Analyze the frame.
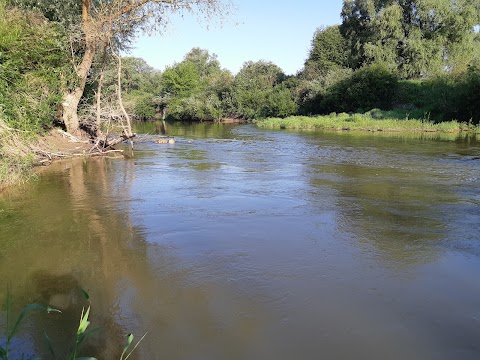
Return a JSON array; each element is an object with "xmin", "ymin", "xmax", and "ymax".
[
  {"xmin": 0, "ymin": 3, "xmax": 69, "ymax": 132},
  {"xmin": 261, "ymin": 87, "xmax": 298, "ymax": 118},
  {"xmin": 321, "ymin": 64, "xmax": 399, "ymax": 113},
  {"xmin": 396, "ymin": 67, "xmax": 480, "ymax": 124},
  {"xmin": 455, "ymin": 65, "xmax": 480, "ymax": 124},
  {"xmin": 125, "ymin": 91, "xmax": 156, "ymax": 120}
]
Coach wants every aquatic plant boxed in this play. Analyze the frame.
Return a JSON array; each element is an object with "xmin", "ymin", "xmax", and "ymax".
[
  {"xmin": 1, "ymin": 289, "xmax": 146, "ymax": 359},
  {"xmin": 0, "ymin": 287, "xmax": 61, "ymax": 360}
]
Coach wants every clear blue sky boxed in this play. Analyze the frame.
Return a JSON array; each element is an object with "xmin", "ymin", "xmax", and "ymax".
[{"xmin": 130, "ymin": 1, "xmax": 344, "ymax": 75}]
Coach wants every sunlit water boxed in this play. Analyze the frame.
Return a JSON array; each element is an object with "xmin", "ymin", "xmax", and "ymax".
[{"xmin": 1, "ymin": 123, "xmax": 479, "ymax": 359}]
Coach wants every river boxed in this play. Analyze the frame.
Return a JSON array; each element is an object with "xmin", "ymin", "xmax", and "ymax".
[{"xmin": 0, "ymin": 122, "xmax": 479, "ymax": 359}]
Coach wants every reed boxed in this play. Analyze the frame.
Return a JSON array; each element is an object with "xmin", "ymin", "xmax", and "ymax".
[
  {"xmin": 0, "ymin": 287, "xmax": 60, "ymax": 360},
  {"xmin": 1, "ymin": 289, "xmax": 145, "ymax": 359}
]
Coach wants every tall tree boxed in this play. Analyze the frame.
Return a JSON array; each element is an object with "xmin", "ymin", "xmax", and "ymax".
[
  {"xmin": 160, "ymin": 48, "xmax": 232, "ymax": 121},
  {"xmin": 11, "ymin": 0, "xmax": 226, "ymax": 135},
  {"xmin": 233, "ymin": 61, "xmax": 293, "ymax": 119},
  {"xmin": 302, "ymin": 25, "xmax": 350, "ymax": 80},
  {"xmin": 341, "ymin": 0, "xmax": 480, "ymax": 78}
]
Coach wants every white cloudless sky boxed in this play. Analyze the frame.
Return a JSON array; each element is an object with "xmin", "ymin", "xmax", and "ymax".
[{"xmin": 129, "ymin": 1, "xmax": 344, "ymax": 75}]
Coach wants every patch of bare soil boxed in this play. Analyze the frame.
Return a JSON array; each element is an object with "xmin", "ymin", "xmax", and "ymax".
[{"xmin": 32, "ymin": 129, "xmax": 123, "ymax": 165}]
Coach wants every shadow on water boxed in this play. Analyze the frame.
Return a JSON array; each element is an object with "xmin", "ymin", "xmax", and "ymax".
[
  {"xmin": 133, "ymin": 120, "xmax": 240, "ymax": 139},
  {"xmin": 0, "ymin": 158, "xmax": 147, "ymax": 358},
  {"xmin": 308, "ymin": 162, "xmax": 451, "ymax": 268},
  {"xmin": 0, "ymin": 157, "xmax": 268, "ymax": 360}
]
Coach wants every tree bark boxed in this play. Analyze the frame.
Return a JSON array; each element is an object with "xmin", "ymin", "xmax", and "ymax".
[
  {"xmin": 95, "ymin": 46, "xmax": 108, "ymax": 137},
  {"xmin": 114, "ymin": 52, "xmax": 134, "ymax": 138},
  {"xmin": 61, "ymin": 0, "xmax": 96, "ymax": 136}
]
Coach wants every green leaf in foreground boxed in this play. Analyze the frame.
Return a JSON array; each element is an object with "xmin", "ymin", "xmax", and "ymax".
[
  {"xmin": 8, "ymin": 304, "xmax": 61, "ymax": 342},
  {"xmin": 120, "ymin": 332, "xmax": 148, "ymax": 360},
  {"xmin": 44, "ymin": 331, "xmax": 56, "ymax": 360}
]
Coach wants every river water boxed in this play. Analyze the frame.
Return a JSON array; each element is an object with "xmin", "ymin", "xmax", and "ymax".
[{"xmin": 0, "ymin": 123, "xmax": 479, "ymax": 359}]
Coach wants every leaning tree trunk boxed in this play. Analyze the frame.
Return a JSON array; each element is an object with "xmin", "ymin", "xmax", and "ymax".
[
  {"xmin": 61, "ymin": 0, "xmax": 97, "ymax": 136},
  {"xmin": 62, "ymin": 44, "xmax": 96, "ymax": 136}
]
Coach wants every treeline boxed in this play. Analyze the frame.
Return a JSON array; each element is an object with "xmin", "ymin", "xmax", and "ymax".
[
  {"xmin": 297, "ymin": 0, "xmax": 480, "ymax": 123},
  {"xmin": 118, "ymin": 0, "xmax": 480, "ymax": 124},
  {"xmin": 94, "ymin": 49, "xmax": 298, "ymax": 122},
  {"xmin": 1, "ymin": 0, "xmax": 480, "ymax": 132}
]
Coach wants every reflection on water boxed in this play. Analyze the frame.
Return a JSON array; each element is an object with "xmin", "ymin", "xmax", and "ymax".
[
  {"xmin": 1, "ymin": 124, "xmax": 480, "ymax": 359},
  {"xmin": 133, "ymin": 121, "xmax": 240, "ymax": 139}
]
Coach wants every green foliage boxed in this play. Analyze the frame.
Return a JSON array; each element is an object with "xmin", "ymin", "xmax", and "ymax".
[
  {"xmin": 340, "ymin": 0, "xmax": 480, "ymax": 78},
  {"xmin": 162, "ymin": 61, "xmax": 202, "ymax": 98},
  {"xmin": 125, "ymin": 91, "xmax": 156, "ymax": 120},
  {"xmin": 119, "ymin": 333, "xmax": 147, "ymax": 360},
  {"xmin": 156, "ymin": 55, "xmax": 297, "ymax": 121},
  {"xmin": 297, "ymin": 68, "xmax": 353, "ymax": 115},
  {"xmin": 1, "ymin": 289, "xmax": 145, "ymax": 360},
  {"xmin": 396, "ymin": 66, "xmax": 480, "ymax": 123},
  {"xmin": 1, "ymin": 287, "xmax": 61, "ymax": 360},
  {"xmin": 92, "ymin": 56, "xmax": 161, "ymax": 121},
  {"xmin": 7, "ymin": 0, "xmax": 80, "ymax": 27},
  {"xmin": 159, "ymin": 48, "xmax": 234, "ymax": 121},
  {"xmin": 0, "ymin": 150, "xmax": 34, "ymax": 189},
  {"xmin": 65, "ymin": 305, "xmax": 100, "ymax": 360},
  {"xmin": 459, "ymin": 65, "xmax": 480, "ymax": 123},
  {"xmin": 117, "ymin": 57, "xmax": 159, "ymax": 94},
  {"xmin": 302, "ymin": 25, "xmax": 350, "ymax": 80},
  {"xmin": 232, "ymin": 60, "xmax": 293, "ymax": 119},
  {"xmin": 321, "ymin": 64, "xmax": 399, "ymax": 113},
  {"xmin": 0, "ymin": 2, "xmax": 69, "ymax": 132},
  {"xmin": 261, "ymin": 86, "xmax": 298, "ymax": 118},
  {"xmin": 256, "ymin": 113, "xmax": 476, "ymax": 133},
  {"xmin": 183, "ymin": 47, "xmax": 222, "ymax": 79}
]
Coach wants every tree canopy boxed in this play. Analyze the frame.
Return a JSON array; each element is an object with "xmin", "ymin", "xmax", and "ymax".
[
  {"xmin": 302, "ymin": 26, "xmax": 349, "ymax": 80},
  {"xmin": 8, "ymin": 0, "xmax": 227, "ymax": 135},
  {"xmin": 2, "ymin": 0, "xmax": 480, "ymax": 135},
  {"xmin": 340, "ymin": 0, "xmax": 480, "ymax": 78}
]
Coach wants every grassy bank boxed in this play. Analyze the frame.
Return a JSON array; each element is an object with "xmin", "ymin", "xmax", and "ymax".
[
  {"xmin": 256, "ymin": 111, "xmax": 480, "ymax": 133},
  {"xmin": 0, "ymin": 123, "xmax": 35, "ymax": 190},
  {"xmin": 0, "ymin": 155, "xmax": 34, "ymax": 190}
]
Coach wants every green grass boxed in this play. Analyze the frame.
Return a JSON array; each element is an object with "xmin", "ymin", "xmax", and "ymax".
[
  {"xmin": 0, "ymin": 155, "xmax": 33, "ymax": 190},
  {"xmin": 0, "ymin": 122, "xmax": 36, "ymax": 190},
  {"xmin": 256, "ymin": 110, "xmax": 479, "ymax": 134}
]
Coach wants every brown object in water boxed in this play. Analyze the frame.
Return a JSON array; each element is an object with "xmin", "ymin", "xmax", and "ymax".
[{"xmin": 155, "ymin": 138, "xmax": 175, "ymax": 144}]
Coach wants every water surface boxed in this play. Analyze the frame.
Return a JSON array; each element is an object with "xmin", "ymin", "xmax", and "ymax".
[{"xmin": 1, "ymin": 123, "xmax": 479, "ymax": 359}]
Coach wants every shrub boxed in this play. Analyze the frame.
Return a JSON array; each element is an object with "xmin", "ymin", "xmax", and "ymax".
[
  {"xmin": 0, "ymin": 2, "xmax": 69, "ymax": 132},
  {"xmin": 396, "ymin": 66, "xmax": 480, "ymax": 124},
  {"xmin": 125, "ymin": 91, "xmax": 156, "ymax": 120},
  {"xmin": 321, "ymin": 64, "xmax": 399, "ymax": 113},
  {"xmin": 261, "ymin": 87, "xmax": 298, "ymax": 118}
]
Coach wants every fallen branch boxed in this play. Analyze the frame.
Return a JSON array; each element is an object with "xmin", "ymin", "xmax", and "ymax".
[
  {"xmin": 104, "ymin": 133, "xmax": 137, "ymax": 149},
  {"xmin": 56, "ymin": 129, "xmax": 90, "ymax": 143}
]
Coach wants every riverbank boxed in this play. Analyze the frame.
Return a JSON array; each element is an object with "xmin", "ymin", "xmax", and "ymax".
[
  {"xmin": 0, "ymin": 127, "xmax": 122, "ymax": 191},
  {"xmin": 256, "ymin": 112, "xmax": 480, "ymax": 133}
]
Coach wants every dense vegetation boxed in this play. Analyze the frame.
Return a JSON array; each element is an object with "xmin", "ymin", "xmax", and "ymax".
[
  {"xmin": 0, "ymin": 1, "xmax": 71, "ymax": 187},
  {"xmin": 0, "ymin": 0, "xmax": 479, "ymax": 188},
  {"xmin": 108, "ymin": 0, "xmax": 480, "ymax": 124}
]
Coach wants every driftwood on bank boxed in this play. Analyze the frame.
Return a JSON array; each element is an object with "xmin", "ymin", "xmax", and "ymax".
[
  {"xmin": 33, "ymin": 38, "xmax": 137, "ymax": 165},
  {"xmin": 31, "ymin": 130, "xmax": 136, "ymax": 166}
]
